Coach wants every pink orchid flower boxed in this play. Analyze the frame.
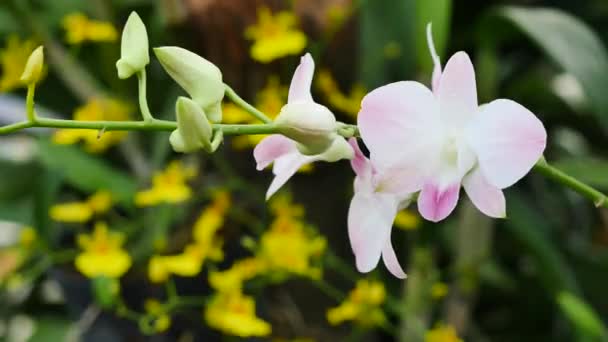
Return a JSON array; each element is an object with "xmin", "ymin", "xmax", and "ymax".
[
  {"xmin": 357, "ymin": 24, "xmax": 547, "ymax": 222},
  {"xmin": 348, "ymin": 138, "xmax": 409, "ymax": 278},
  {"xmin": 254, "ymin": 54, "xmax": 353, "ymax": 199}
]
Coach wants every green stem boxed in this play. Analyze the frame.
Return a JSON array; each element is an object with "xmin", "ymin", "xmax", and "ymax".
[
  {"xmin": 534, "ymin": 157, "xmax": 608, "ymax": 208},
  {"xmin": 26, "ymin": 84, "xmax": 36, "ymax": 122},
  {"xmin": 224, "ymin": 84, "xmax": 272, "ymax": 124},
  {"xmin": 137, "ymin": 70, "xmax": 154, "ymax": 122}
]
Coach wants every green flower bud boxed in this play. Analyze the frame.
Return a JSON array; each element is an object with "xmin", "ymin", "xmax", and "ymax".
[
  {"xmin": 154, "ymin": 47, "xmax": 224, "ymax": 122},
  {"xmin": 116, "ymin": 12, "xmax": 149, "ymax": 79},
  {"xmin": 170, "ymin": 97, "xmax": 214, "ymax": 153},
  {"xmin": 275, "ymin": 101, "xmax": 337, "ymax": 155},
  {"xmin": 20, "ymin": 46, "xmax": 44, "ymax": 85},
  {"xmin": 316, "ymin": 136, "xmax": 355, "ymax": 162}
]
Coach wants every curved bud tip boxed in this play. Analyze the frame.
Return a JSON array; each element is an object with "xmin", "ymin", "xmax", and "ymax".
[
  {"xmin": 20, "ymin": 46, "xmax": 44, "ymax": 85},
  {"xmin": 116, "ymin": 11, "xmax": 149, "ymax": 79},
  {"xmin": 170, "ymin": 97, "xmax": 214, "ymax": 153}
]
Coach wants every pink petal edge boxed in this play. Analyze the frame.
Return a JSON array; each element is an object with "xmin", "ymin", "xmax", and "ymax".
[
  {"xmin": 287, "ymin": 53, "xmax": 314, "ymax": 103},
  {"xmin": 418, "ymin": 181, "xmax": 460, "ymax": 222},
  {"xmin": 253, "ymin": 134, "xmax": 297, "ymax": 171},
  {"xmin": 382, "ymin": 237, "xmax": 407, "ymax": 279},
  {"xmin": 463, "ymin": 167, "xmax": 506, "ymax": 218}
]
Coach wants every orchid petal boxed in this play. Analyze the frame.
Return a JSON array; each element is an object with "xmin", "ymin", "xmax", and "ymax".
[
  {"xmin": 463, "ymin": 167, "xmax": 506, "ymax": 218},
  {"xmin": 382, "ymin": 237, "xmax": 406, "ymax": 279},
  {"xmin": 287, "ymin": 53, "xmax": 314, "ymax": 103},
  {"xmin": 358, "ymin": 81, "xmax": 441, "ymax": 190},
  {"xmin": 426, "ymin": 23, "xmax": 442, "ymax": 92},
  {"xmin": 253, "ymin": 134, "xmax": 297, "ymax": 171},
  {"xmin": 468, "ymin": 99, "xmax": 547, "ymax": 189},
  {"xmin": 418, "ymin": 181, "xmax": 460, "ymax": 222},
  {"xmin": 266, "ymin": 153, "xmax": 313, "ymax": 200},
  {"xmin": 437, "ymin": 52, "xmax": 477, "ymax": 127},
  {"xmin": 348, "ymin": 138, "xmax": 371, "ymax": 179},
  {"xmin": 348, "ymin": 192, "xmax": 397, "ymax": 273}
]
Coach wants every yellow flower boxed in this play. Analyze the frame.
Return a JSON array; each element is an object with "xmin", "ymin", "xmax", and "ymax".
[
  {"xmin": 135, "ymin": 161, "xmax": 196, "ymax": 207},
  {"xmin": 257, "ymin": 215, "xmax": 326, "ymax": 278},
  {"xmin": 148, "ymin": 192, "xmax": 228, "ymax": 282},
  {"xmin": 0, "ymin": 249, "xmax": 23, "ymax": 284},
  {"xmin": 205, "ymin": 290, "xmax": 271, "ymax": 337},
  {"xmin": 326, "ymin": 279, "xmax": 386, "ymax": 326},
  {"xmin": 144, "ymin": 299, "xmax": 172, "ymax": 333},
  {"xmin": 269, "ymin": 193, "xmax": 304, "ymax": 218},
  {"xmin": 316, "ymin": 69, "xmax": 365, "ymax": 119},
  {"xmin": 62, "ymin": 12, "xmax": 118, "ymax": 45},
  {"xmin": 394, "ymin": 209, "xmax": 421, "ymax": 231},
  {"xmin": 53, "ymin": 98, "xmax": 131, "ymax": 153},
  {"xmin": 50, "ymin": 190, "xmax": 113, "ymax": 223},
  {"xmin": 425, "ymin": 324, "xmax": 463, "ymax": 342},
  {"xmin": 245, "ymin": 7, "xmax": 307, "ymax": 63},
  {"xmin": 209, "ymin": 257, "xmax": 266, "ymax": 293},
  {"xmin": 19, "ymin": 226, "xmax": 37, "ymax": 248},
  {"xmin": 431, "ymin": 282, "xmax": 449, "ymax": 300},
  {"xmin": 0, "ymin": 35, "xmax": 40, "ymax": 92},
  {"xmin": 75, "ymin": 222, "xmax": 131, "ymax": 278}
]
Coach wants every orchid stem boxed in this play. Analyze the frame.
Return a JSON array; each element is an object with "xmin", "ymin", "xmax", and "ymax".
[
  {"xmin": 534, "ymin": 157, "xmax": 608, "ymax": 209},
  {"xmin": 224, "ymin": 84, "xmax": 273, "ymax": 123},
  {"xmin": 137, "ymin": 70, "xmax": 154, "ymax": 122}
]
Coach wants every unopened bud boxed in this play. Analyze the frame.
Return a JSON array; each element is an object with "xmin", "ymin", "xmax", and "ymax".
[
  {"xmin": 154, "ymin": 47, "xmax": 224, "ymax": 122},
  {"xmin": 275, "ymin": 101, "xmax": 337, "ymax": 155},
  {"xmin": 20, "ymin": 46, "xmax": 44, "ymax": 85},
  {"xmin": 116, "ymin": 12, "xmax": 149, "ymax": 79},
  {"xmin": 169, "ymin": 97, "xmax": 213, "ymax": 153}
]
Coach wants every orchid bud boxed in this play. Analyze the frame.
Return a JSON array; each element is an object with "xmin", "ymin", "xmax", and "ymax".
[
  {"xmin": 154, "ymin": 47, "xmax": 224, "ymax": 123},
  {"xmin": 116, "ymin": 12, "xmax": 149, "ymax": 79},
  {"xmin": 317, "ymin": 136, "xmax": 354, "ymax": 162},
  {"xmin": 274, "ymin": 101, "xmax": 337, "ymax": 155},
  {"xmin": 169, "ymin": 97, "xmax": 214, "ymax": 153},
  {"xmin": 20, "ymin": 46, "xmax": 44, "ymax": 85}
]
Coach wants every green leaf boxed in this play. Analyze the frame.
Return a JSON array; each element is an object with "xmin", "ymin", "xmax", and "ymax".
[
  {"xmin": 36, "ymin": 139, "xmax": 137, "ymax": 204},
  {"xmin": 359, "ymin": 0, "xmax": 416, "ymax": 88},
  {"xmin": 29, "ymin": 316, "xmax": 72, "ymax": 342},
  {"xmin": 415, "ymin": 0, "xmax": 452, "ymax": 74},
  {"xmin": 557, "ymin": 291, "xmax": 606, "ymax": 339},
  {"xmin": 495, "ymin": 6, "xmax": 608, "ymax": 126},
  {"xmin": 553, "ymin": 157, "xmax": 608, "ymax": 189},
  {"xmin": 0, "ymin": 160, "xmax": 40, "ymax": 201}
]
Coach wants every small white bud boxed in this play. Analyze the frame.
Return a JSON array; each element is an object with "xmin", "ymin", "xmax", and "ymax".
[
  {"xmin": 317, "ymin": 136, "xmax": 354, "ymax": 162},
  {"xmin": 20, "ymin": 46, "xmax": 44, "ymax": 85},
  {"xmin": 170, "ymin": 97, "xmax": 213, "ymax": 153},
  {"xmin": 154, "ymin": 47, "xmax": 224, "ymax": 122},
  {"xmin": 116, "ymin": 12, "xmax": 149, "ymax": 79},
  {"xmin": 274, "ymin": 101, "xmax": 337, "ymax": 155}
]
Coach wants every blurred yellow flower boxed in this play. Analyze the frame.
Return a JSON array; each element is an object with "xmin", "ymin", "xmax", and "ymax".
[
  {"xmin": 144, "ymin": 299, "xmax": 172, "ymax": 333},
  {"xmin": 0, "ymin": 35, "xmax": 40, "ymax": 92},
  {"xmin": 0, "ymin": 249, "xmax": 23, "ymax": 284},
  {"xmin": 19, "ymin": 226, "xmax": 37, "ymax": 248},
  {"xmin": 269, "ymin": 193, "xmax": 304, "ymax": 218},
  {"xmin": 316, "ymin": 69, "xmax": 365, "ymax": 118},
  {"xmin": 425, "ymin": 324, "xmax": 463, "ymax": 342},
  {"xmin": 205, "ymin": 290, "xmax": 271, "ymax": 337},
  {"xmin": 326, "ymin": 279, "xmax": 386, "ymax": 326},
  {"xmin": 257, "ymin": 215, "xmax": 326, "ymax": 278},
  {"xmin": 75, "ymin": 222, "xmax": 131, "ymax": 278},
  {"xmin": 209, "ymin": 257, "xmax": 266, "ymax": 293},
  {"xmin": 245, "ymin": 7, "xmax": 307, "ymax": 63},
  {"xmin": 148, "ymin": 191, "xmax": 228, "ymax": 282},
  {"xmin": 394, "ymin": 209, "xmax": 421, "ymax": 231},
  {"xmin": 431, "ymin": 282, "xmax": 449, "ymax": 300},
  {"xmin": 50, "ymin": 190, "xmax": 113, "ymax": 223},
  {"xmin": 53, "ymin": 98, "xmax": 131, "ymax": 153},
  {"xmin": 62, "ymin": 12, "xmax": 118, "ymax": 45},
  {"xmin": 135, "ymin": 161, "xmax": 196, "ymax": 207}
]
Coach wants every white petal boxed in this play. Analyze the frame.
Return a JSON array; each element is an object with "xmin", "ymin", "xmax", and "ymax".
[
  {"xmin": 437, "ymin": 52, "xmax": 478, "ymax": 128},
  {"xmin": 426, "ymin": 23, "xmax": 442, "ymax": 92},
  {"xmin": 266, "ymin": 152, "xmax": 313, "ymax": 200},
  {"xmin": 288, "ymin": 53, "xmax": 314, "ymax": 103},
  {"xmin": 467, "ymin": 99, "xmax": 547, "ymax": 189},
  {"xmin": 463, "ymin": 167, "xmax": 506, "ymax": 218},
  {"xmin": 348, "ymin": 192, "xmax": 398, "ymax": 273},
  {"xmin": 382, "ymin": 237, "xmax": 407, "ymax": 279},
  {"xmin": 253, "ymin": 134, "xmax": 297, "ymax": 170}
]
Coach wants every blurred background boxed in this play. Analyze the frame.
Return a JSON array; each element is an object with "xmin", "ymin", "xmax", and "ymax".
[{"xmin": 0, "ymin": 0, "xmax": 608, "ymax": 341}]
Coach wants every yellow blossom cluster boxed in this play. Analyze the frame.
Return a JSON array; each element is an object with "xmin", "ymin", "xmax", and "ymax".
[
  {"xmin": 148, "ymin": 191, "xmax": 229, "ymax": 283},
  {"xmin": 53, "ymin": 98, "xmax": 132, "ymax": 153},
  {"xmin": 62, "ymin": 12, "xmax": 118, "ymax": 45},
  {"xmin": 135, "ymin": 161, "xmax": 196, "ymax": 207},
  {"xmin": 75, "ymin": 222, "xmax": 131, "ymax": 279},
  {"xmin": 143, "ymin": 299, "xmax": 172, "ymax": 333},
  {"xmin": 316, "ymin": 69, "xmax": 366, "ymax": 119},
  {"xmin": 245, "ymin": 7, "xmax": 307, "ymax": 63},
  {"xmin": 326, "ymin": 279, "xmax": 387, "ymax": 327},
  {"xmin": 50, "ymin": 190, "xmax": 113, "ymax": 223},
  {"xmin": 0, "ymin": 35, "xmax": 41, "ymax": 92},
  {"xmin": 204, "ymin": 290, "xmax": 271, "ymax": 337},
  {"xmin": 425, "ymin": 324, "xmax": 463, "ymax": 342}
]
